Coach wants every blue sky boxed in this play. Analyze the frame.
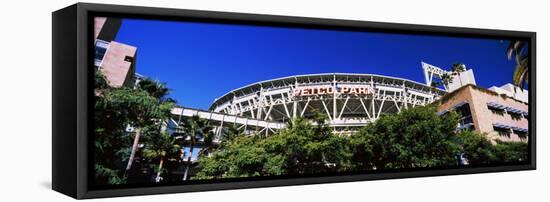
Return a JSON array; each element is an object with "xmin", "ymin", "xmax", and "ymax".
[{"xmin": 115, "ymin": 18, "xmax": 519, "ymax": 110}]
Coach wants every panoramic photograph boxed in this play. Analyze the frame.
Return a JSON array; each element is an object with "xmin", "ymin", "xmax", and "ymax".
[{"xmin": 92, "ymin": 17, "xmax": 530, "ymax": 187}]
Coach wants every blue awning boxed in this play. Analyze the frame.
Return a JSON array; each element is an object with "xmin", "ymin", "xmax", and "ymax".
[
  {"xmin": 487, "ymin": 102, "xmax": 506, "ymax": 110},
  {"xmin": 506, "ymin": 106, "xmax": 526, "ymax": 115},
  {"xmin": 522, "ymin": 111, "xmax": 529, "ymax": 116},
  {"xmin": 512, "ymin": 126, "xmax": 528, "ymax": 133},
  {"xmin": 493, "ymin": 123, "xmax": 528, "ymax": 133},
  {"xmin": 492, "ymin": 123, "xmax": 512, "ymax": 129}
]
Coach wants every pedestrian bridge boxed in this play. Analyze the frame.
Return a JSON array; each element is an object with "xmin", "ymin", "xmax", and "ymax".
[{"xmin": 168, "ymin": 107, "xmax": 286, "ymax": 137}]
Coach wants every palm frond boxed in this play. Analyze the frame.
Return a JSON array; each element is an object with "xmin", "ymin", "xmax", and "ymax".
[
  {"xmin": 512, "ymin": 57, "xmax": 529, "ymax": 89},
  {"xmin": 506, "ymin": 41, "xmax": 525, "ymax": 60}
]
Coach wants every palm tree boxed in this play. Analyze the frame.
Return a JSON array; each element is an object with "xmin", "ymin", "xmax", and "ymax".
[
  {"xmin": 181, "ymin": 115, "xmax": 212, "ymax": 181},
  {"xmin": 142, "ymin": 131, "xmax": 181, "ymax": 182},
  {"xmin": 506, "ymin": 40, "xmax": 529, "ymax": 89},
  {"xmin": 124, "ymin": 78, "xmax": 174, "ymax": 178},
  {"xmin": 113, "ymin": 89, "xmax": 163, "ymax": 179},
  {"xmin": 137, "ymin": 78, "xmax": 174, "ymax": 103},
  {"xmin": 451, "ymin": 62, "xmax": 466, "ymax": 87},
  {"xmin": 197, "ymin": 126, "xmax": 216, "ymax": 158},
  {"xmin": 440, "ymin": 73, "xmax": 452, "ymax": 91}
]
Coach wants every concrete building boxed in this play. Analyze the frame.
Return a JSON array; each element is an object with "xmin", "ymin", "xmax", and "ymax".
[
  {"xmin": 94, "ymin": 17, "xmax": 137, "ymax": 88},
  {"xmin": 489, "ymin": 83, "xmax": 528, "ymax": 103},
  {"xmin": 447, "ymin": 69, "xmax": 476, "ymax": 92},
  {"xmin": 436, "ymin": 84, "xmax": 528, "ymax": 143}
]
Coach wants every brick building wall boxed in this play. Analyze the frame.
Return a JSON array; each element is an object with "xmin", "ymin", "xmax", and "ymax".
[{"xmin": 436, "ymin": 85, "xmax": 528, "ymax": 143}]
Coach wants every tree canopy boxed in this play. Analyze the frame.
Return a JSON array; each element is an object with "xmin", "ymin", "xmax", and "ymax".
[
  {"xmin": 194, "ymin": 106, "xmax": 529, "ymax": 180},
  {"xmin": 93, "ymin": 71, "xmax": 528, "ymax": 184},
  {"xmin": 350, "ymin": 106, "xmax": 461, "ymax": 170}
]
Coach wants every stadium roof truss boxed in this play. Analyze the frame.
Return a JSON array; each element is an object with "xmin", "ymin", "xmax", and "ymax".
[
  {"xmin": 422, "ymin": 61, "xmax": 451, "ymax": 90},
  {"xmin": 207, "ymin": 73, "xmax": 443, "ymax": 133}
]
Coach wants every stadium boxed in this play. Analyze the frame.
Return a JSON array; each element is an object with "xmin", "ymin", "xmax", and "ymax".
[
  {"xmin": 210, "ymin": 73, "xmax": 443, "ymax": 130},
  {"xmin": 167, "ymin": 63, "xmax": 453, "ymax": 139}
]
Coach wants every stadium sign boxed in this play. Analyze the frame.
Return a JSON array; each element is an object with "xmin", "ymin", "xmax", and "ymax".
[{"xmin": 292, "ymin": 85, "xmax": 375, "ymax": 97}]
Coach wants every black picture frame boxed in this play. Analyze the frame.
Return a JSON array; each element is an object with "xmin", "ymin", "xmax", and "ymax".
[{"xmin": 52, "ymin": 3, "xmax": 536, "ymax": 199}]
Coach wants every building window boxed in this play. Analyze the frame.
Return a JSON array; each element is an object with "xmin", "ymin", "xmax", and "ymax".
[
  {"xmin": 456, "ymin": 103, "xmax": 474, "ymax": 130},
  {"xmin": 124, "ymin": 56, "xmax": 134, "ymax": 62},
  {"xmin": 94, "ymin": 40, "xmax": 109, "ymax": 68}
]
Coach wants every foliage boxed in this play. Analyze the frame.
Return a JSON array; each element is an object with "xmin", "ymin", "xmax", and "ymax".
[
  {"xmin": 493, "ymin": 140, "xmax": 529, "ymax": 163},
  {"xmin": 506, "ymin": 40, "xmax": 529, "ymax": 89},
  {"xmin": 451, "ymin": 62, "xmax": 466, "ymax": 73},
  {"xmin": 220, "ymin": 124, "xmax": 244, "ymax": 144},
  {"xmin": 194, "ymin": 105, "xmax": 530, "ymax": 180},
  {"xmin": 142, "ymin": 131, "xmax": 181, "ymax": 169},
  {"xmin": 350, "ymin": 106, "xmax": 461, "ymax": 170},
  {"xmin": 94, "ymin": 71, "xmax": 529, "ymax": 183},
  {"xmin": 93, "ymin": 72, "xmax": 176, "ymax": 185},
  {"xmin": 263, "ymin": 117, "xmax": 353, "ymax": 174},
  {"xmin": 177, "ymin": 115, "xmax": 215, "ymax": 181},
  {"xmin": 456, "ymin": 130, "xmax": 528, "ymax": 165},
  {"xmin": 193, "ymin": 113, "xmax": 353, "ymax": 180},
  {"xmin": 95, "ymin": 164, "xmax": 126, "ymax": 185},
  {"xmin": 440, "ymin": 73, "xmax": 452, "ymax": 89},
  {"xmin": 456, "ymin": 130, "xmax": 496, "ymax": 165}
]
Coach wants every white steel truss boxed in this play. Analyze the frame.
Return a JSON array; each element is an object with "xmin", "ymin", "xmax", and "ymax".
[
  {"xmin": 422, "ymin": 61, "xmax": 451, "ymax": 91},
  {"xmin": 169, "ymin": 107, "xmax": 286, "ymax": 139},
  {"xmin": 210, "ymin": 73, "xmax": 443, "ymax": 129}
]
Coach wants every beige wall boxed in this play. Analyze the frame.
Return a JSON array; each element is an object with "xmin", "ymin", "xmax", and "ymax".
[
  {"xmin": 99, "ymin": 41, "xmax": 137, "ymax": 88},
  {"xmin": 94, "ymin": 17, "xmax": 107, "ymax": 40},
  {"xmin": 437, "ymin": 85, "xmax": 528, "ymax": 143}
]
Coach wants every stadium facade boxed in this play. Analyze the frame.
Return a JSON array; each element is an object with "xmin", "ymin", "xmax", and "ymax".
[{"xmin": 207, "ymin": 73, "xmax": 444, "ymax": 134}]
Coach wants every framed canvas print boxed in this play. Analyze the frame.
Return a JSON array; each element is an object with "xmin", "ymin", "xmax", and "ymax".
[{"xmin": 52, "ymin": 3, "xmax": 536, "ymax": 199}]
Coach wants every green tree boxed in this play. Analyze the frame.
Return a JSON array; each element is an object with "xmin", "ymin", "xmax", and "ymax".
[
  {"xmin": 142, "ymin": 130, "xmax": 181, "ymax": 183},
  {"xmin": 220, "ymin": 124, "xmax": 244, "ymax": 144},
  {"xmin": 493, "ymin": 140, "xmax": 528, "ymax": 163},
  {"xmin": 451, "ymin": 62, "xmax": 466, "ymax": 86},
  {"xmin": 93, "ymin": 72, "xmax": 174, "ymax": 184},
  {"xmin": 119, "ymin": 90, "xmax": 173, "ymax": 178},
  {"xmin": 193, "ymin": 135, "xmax": 270, "ymax": 179},
  {"xmin": 456, "ymin": 130, "xmax": 528, "ymax": 165},
  {"xmin": 263, "ymin": 117, "xmax": 352, "ymax": 175},
  {"xmin": 456, "ymin": 130, "xmax": 495, "ymax": 165},
  {"xmin": 440, "ymin": 73, "xmax": 452, "ymax": 90},
  {"xmin": 180, "ymin": 115, "xmax": 213, "ymax": 181},
  {"xmin": 93, "ymin": 72, "xmax": 133, "ymax": 185},
  {"xmin": 506, "ymin": 40, "xmax": 529, "ymax": 89},
  {"xmin": 351, "ymin": 106, "xmax": 461, "ymax": 170},
  {"xmin": 193, "ymin": 104, "xmax": 528, "ymax": 180},
  {"xmin": 193, "ymin": 113, "xmax": 353, "ymax": 179}
]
